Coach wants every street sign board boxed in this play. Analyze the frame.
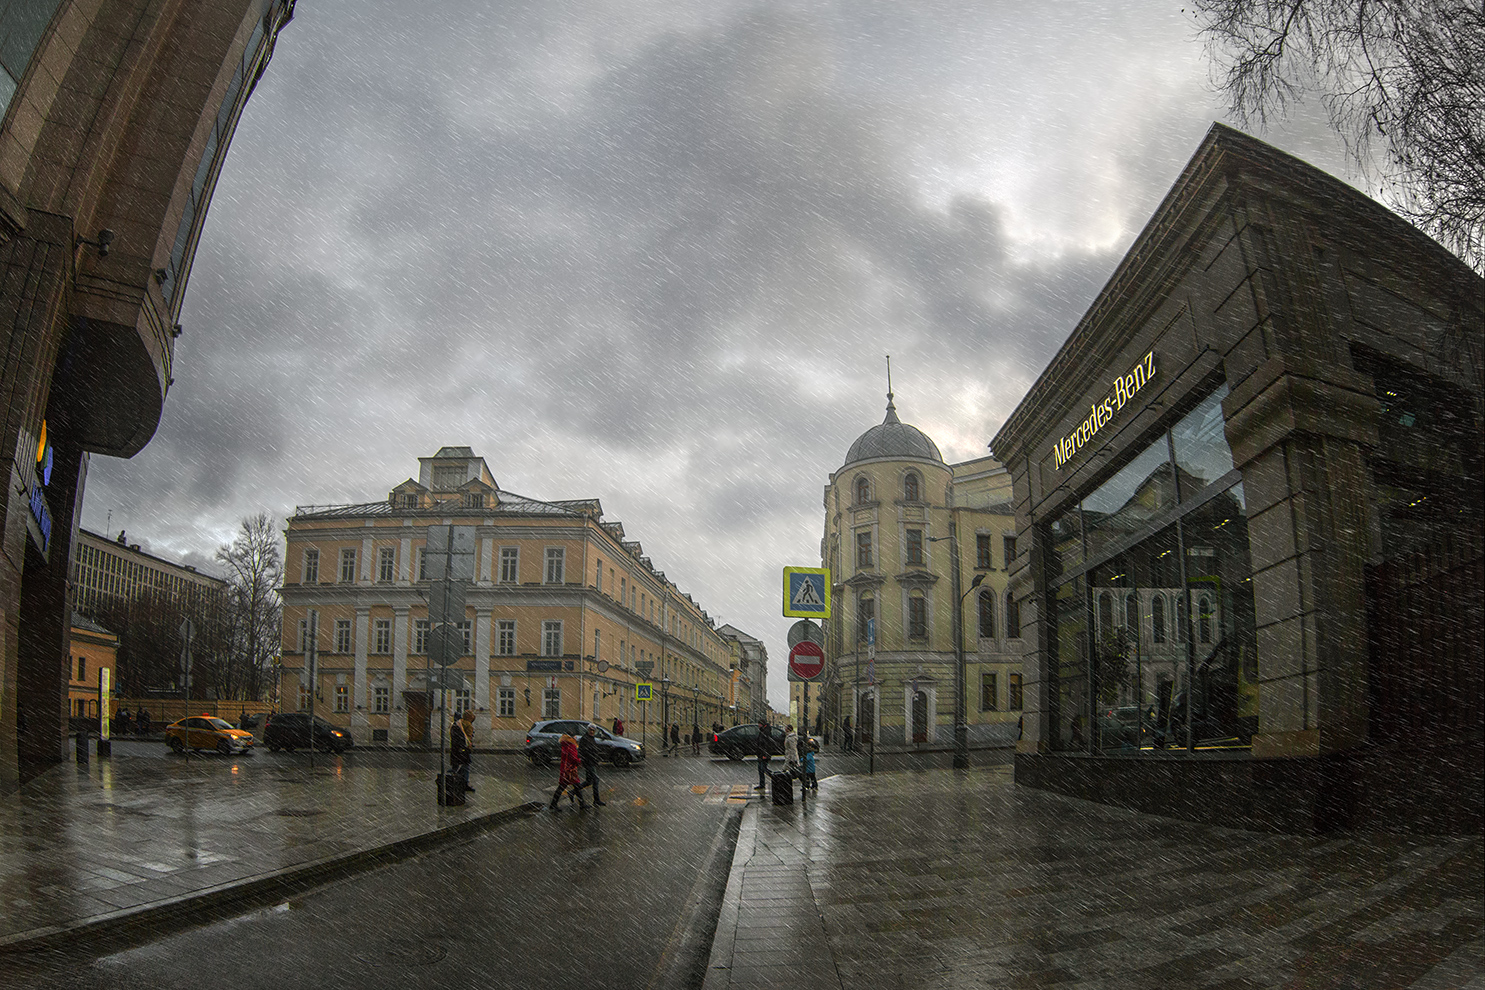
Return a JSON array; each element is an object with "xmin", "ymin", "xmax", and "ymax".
[
  {"xmin": 424, "ymin": 525, "xmax": 477, "ymax": 582},
  {"xmin": 787, "ymin": 640, "xmax": 825, "ymax": 681},
  {"xmin": 786, "ymin": 619, "xmax": 825, "ymax": 648},
  {"xmin": 428, "ymin": 623, "xmax": 464, "ymax": 666},
  {"xmin": 635, "ymin": 660, "xmax": 654, "ymax": 678},
  {"xmin": 783, "ymin": 566, "xmax": 831, "ymax": 618},
  {"xmin": 636, "ymin": 682, "xmax": 653, "ymax": 701},
  {"xmin": 427, "ymin": 579, "xmax": 468, "ymax": 624}
]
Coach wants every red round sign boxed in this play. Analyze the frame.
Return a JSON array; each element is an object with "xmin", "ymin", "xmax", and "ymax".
[{"xmin": 788, "ymin": 640, "xmax": 825, "ymax": 680}]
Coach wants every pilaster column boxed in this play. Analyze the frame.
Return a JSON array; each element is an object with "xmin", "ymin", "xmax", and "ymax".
[
  {"xmin": 474, "ymin": 610, "xmax": 491, "ymax": 712},
  {"xmin": 392, "ymin": 607, "xmax": 409, "ymax": 745},
  {"xmin": 351, "ymin": 607, "xmax": 369, "ymax": 733}
]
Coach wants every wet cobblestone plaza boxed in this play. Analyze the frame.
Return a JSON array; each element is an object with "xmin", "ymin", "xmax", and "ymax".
[{"xmin": 708, "ymin": 765, "xmax": 1484, "ymax": 989}]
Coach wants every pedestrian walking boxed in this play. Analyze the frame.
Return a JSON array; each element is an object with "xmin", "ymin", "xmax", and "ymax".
[
  {"xmin": 450, "ymin": 709, "xmax": 474, "ymax": 794},
  {"xmin": 613, "ymin": 716, "xmax": 625, "ymax": 737},
  {"xmin": 691, "ymin": 721, "xmax": 701, "ymax": 756},
  {"xmin": 114, "ymin": 707, "xmax": 132, "ymax": 736},
  {"xmin": 578, "ymin": 724, "xmax": 607, "ymax": 805},
  {"xmin": 136, "ymin": 707, "xmax": 151, "ymax": 735},
  {"xmin": 669, "ymin": 722, "xmax": 680, "ymax": 756},
  {"xmin": 783, "ymin": 724, "xmax": 800, "ymax": 776},
  {"xmin": 802, "ymin": 735, "xmax": 819, "ymax": 790},
  {"xmin": 549, "ymin": 733, "xmax": 587, "ymax": 810},
  {"xmin": 754, "ymin": 719, "xmax": 773, "ymax": 790}
]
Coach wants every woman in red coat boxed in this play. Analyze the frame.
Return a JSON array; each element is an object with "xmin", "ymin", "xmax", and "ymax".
[{"xmin": 549, "ymin": 733, "xmax": 587, "ymax": 810}]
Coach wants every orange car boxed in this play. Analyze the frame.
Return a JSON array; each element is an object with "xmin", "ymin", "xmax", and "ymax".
[{"xmin": 164, "ymin": 715, "xmax": 255, "ymax": 755}]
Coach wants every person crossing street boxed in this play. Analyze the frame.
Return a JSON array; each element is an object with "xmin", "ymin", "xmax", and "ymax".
[{"xmin": 578, "ymin": 724, "xmax": 607, "ymax": 806}]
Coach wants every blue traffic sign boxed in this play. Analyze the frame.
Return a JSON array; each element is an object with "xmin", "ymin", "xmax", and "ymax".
[{"xmin": 783, "ymin": 567, "xmax": 831, "ymax": 618}]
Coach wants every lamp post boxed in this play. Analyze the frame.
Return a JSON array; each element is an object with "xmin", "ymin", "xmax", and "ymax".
[
  {"xmin": 661, "ymin": 677, "xmax": 671, "ymax": 738},
  {"xmin": 931, "ymin": 531, "xmax": 985, "ymax": 769}
]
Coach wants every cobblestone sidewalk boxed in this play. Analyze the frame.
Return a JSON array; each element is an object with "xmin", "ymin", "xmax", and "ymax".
[{"xmin": 706, "ymin": 766, "xmax": 1484, "ymax": 989}]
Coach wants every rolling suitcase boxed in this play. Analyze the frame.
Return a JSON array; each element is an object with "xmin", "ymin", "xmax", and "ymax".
[
  {"xmin": 770, "ymin": 769, "xmax": 794, "ymax": 805},
  {"xmin": 438, "ymin": 772, "xmax": 466, "ymax": 806}
]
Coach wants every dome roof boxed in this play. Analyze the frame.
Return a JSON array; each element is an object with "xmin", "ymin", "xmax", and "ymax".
[{"xmin": 843, "ymin": 394, "xmax": 944, "ymax": 468}]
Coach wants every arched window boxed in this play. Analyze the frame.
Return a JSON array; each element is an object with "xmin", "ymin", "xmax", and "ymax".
[
  {"xmin": 1005, "ymin": 591, "xmax": 1020, "ymax": 639},
  {"xmin": 1199, "ymin": 596, "xmax": 1213, "ymax": 644},
  {"xmin": 854, "ymin": 477, "xmax": 871, "ymax": 505},
  {"xmin": 978, "ymin": 588, "xmax": 995, "ymax": 639},
  {"xmin": 1098, "ymin": 592, "xmax": 1113, "ymax": 636},
  {"xmin": 1125, "ymin": 593, "xmax": 1138, "ymax": 638},
  {"xmin": 1151, "ymin": 594, "xmax": 1166, "ymax": 644},
  {"xmin": 903, "ymin": 471, "xmax": 920, "ymax": 502}
]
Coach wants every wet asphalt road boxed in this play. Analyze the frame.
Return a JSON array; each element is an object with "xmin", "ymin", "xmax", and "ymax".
[{"xmin": 11, "ymin": 746, "xmax": 762, "ymax": 990}]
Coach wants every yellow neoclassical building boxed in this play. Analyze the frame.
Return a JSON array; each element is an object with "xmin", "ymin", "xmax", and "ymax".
[
  {"xmin": 280, "ymin": 447, "xmax": 746, "ymax": 749},
  {"xmin": 817, "ymin": 394, "xmax": 1023, "ymax": 750}
]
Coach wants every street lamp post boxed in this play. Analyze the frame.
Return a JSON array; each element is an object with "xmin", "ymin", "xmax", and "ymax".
[
  {"xmin": 931, "ymin": 530, "xmax": 985, "ymax": 769},
  {"xmin": 661, "ymin": 677, "xmax": 671, "ymax": 745}
]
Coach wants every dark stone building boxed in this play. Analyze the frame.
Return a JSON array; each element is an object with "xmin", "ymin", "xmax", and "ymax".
[
  {"xmin": 991, "ymin": 124, "xmax": 1483, "ymax": 833},
  {"xmin": 0, "ymin": 1, "xmax": 295, "ymax": 792}
]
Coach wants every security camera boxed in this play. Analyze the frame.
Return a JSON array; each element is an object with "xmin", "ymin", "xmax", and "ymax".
[{"xmin": 96, "ymin": 229, "xmax": 114, "ymax": 257}]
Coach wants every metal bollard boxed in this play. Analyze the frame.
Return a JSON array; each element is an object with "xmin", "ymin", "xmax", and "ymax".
[{"xmin": 75, "ymin": 729, "xmax": 89, "ymax": 765}]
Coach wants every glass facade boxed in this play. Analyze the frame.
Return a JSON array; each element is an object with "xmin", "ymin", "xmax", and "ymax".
[{"xmin": 1044, "ymin": 385, "xmax": 1259, "ymax": 754}]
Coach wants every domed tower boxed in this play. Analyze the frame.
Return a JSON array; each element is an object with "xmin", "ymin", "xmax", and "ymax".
[{"xmin": 818, "ymin": 390, "xmax": 959, "ymax": 750}]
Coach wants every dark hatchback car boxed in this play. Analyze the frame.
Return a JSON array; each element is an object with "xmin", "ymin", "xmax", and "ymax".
[
  {"xmin": 709, "ymin": 723, "xmax": 785, "ymax": 761},
  {"xmin": 524, "ymin": 720, "xmax": 645, "ymax": 767},
  {"xmin": 263, "ymin": 712, "xmax": 354, "ymax": 753}
]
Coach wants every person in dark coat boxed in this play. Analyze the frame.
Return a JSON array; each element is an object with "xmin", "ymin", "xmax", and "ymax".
[
  {"xmin": 550, "ymin": 734, "xmax": 587, "ymax": 810},
  {"xmin": 754, "ymin": 719, "xmax": 773, "ymax": 790},
  {"xmin": 450, "ymin": 710, "xmax": 474, "ymax": 794},
  {"xmin": 691, "ymin": 721, "xmax": 701, "ymax": 756},
  {"xmin": 669, "ymin": 722, "xmax": 681, "ymax": 756},
  {"xmin": 578, "ymin": 724, "xmax": 607, "ymax": 806}
]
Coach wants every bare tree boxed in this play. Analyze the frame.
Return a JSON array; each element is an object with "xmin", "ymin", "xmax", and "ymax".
[
  {"xmin": 1190, "ymin": 0, "xmax": 1485, "ymax": 271},
  {"xmin": 216, "ymin": 513, "xmax": 284, "ymax": 702}
]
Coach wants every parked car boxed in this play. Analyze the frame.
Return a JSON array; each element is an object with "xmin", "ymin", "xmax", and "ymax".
[
  {"xmin": 163, "ymin": 715, "xmax": 255, "ymax": 755},
  {"xmin": 709, "ymin": 723, "xmax": 785, "ymax": 762},
  {"xmin": 263, "ymin": 712, "xmax": 354, "ymax": 753},
  {"xmin": 524, "ymin": 720, "xmax": 644, "ymax": 767}
]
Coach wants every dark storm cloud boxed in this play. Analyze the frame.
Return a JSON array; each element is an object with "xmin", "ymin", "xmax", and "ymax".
[{"xmin": 80, "ymin": 0, "xmax": 1358, "ymax": 704}]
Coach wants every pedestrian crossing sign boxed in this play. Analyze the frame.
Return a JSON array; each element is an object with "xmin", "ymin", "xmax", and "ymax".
[
  {"xmin": 783, "ymin": 566, "xmax": 831, "ymax": 618},
  {"xmin": 636, "ymin": 682, "xmax": 653, "ymax": 702}
]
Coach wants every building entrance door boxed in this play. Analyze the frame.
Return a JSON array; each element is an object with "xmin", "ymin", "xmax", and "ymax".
[
  {"xmin": 912, "ymin": 690, "xmax": 928, "ymax": 743},
  {"xmin": 404, "ymin": 691, "xmax": 432, "ymax": 746}
]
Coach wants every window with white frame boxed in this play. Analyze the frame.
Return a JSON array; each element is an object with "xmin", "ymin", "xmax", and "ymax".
[
  {"xmin": 334, "ymin": 685, "xmax": 349, "ymax": 713},
  {"xmin": 497, "ymin": 620, "xmax": 516, "ymax": 656},
  {"xmin": 543, "ymin": 688, "xmax": 561, "ymax": 719},
  {"xmin": 413, "ymin": 619, "xmax": 430, "ymax": 655},
  {"xmin": 908, "ymin": 595, "xmax": 928, "ymax": 640},
  {"xmin": 340, "ymin": 548, "xmax": 357, "ymax": 583},
  {"xmin": 455, "ymin": 688, "xmax": 472, "ymax": 712},
  {"xmin": 458, "ymin": 620, "xmax": 472, "ymax": 655},
  {"xmin": 417, "ymin": 548, "xmax": 429, "ymax": 581},
  {"xmin": 297, "ymin": 618, "xmax": 309, "ymax": 652},
  {"xmin": 542, "ymin": 621, "xmax": 563, "ymax": 657},
  {"xmin": 498, "ymin": 687, "xmax": 515, "ymax": 718},
  {"xmin": 595, "ymin": 559, "xmax": 603, "ymax": 592},
  {"xmin": 378, "ymin": 547, "xmax": 395, "ymax": 583},
  {"xmin": 334, "ymin": 619, "xmax": 352, "ymax": 654},
  {"xmin": 545, "ymin": 548, "xmax": 565, "ymax": 584},
  {"xmin": 499, "ymin": 547, "xmax": 518, "ymax": 583},
  {"xmin": 373, "ymin": 684, "xmax": 389, "ymax": 713},
  {"xmin": 373, "ymin": 618, "xmax": 392, "ymax": 654},
  {"xmin": 298, "ymin": 683, "xmax": 312, "ymax": 710},
  {"xmin": 302, "ymin": 547, "xmax": 319, "ymax": 583}
]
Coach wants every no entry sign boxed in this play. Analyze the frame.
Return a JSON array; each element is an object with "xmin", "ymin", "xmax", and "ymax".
[{"xmin": 788, "ymin": 640, "xmax": 825, "ymax": 681}]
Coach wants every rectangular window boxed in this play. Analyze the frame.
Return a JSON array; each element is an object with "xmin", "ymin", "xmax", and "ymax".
[
  {"xmin": 413, "ymin": 619, "xmax": 429, "ymax": 654},
  {"xmin": 977, "ymin": 534, "xmax": 992, "ymax": 569},
  {"xmin": 373, "ymin": 619, "xmax": 392, "ymax": 654},
  {"xmin": 856, "ymin": 531, "xmax": 873, "ymax": 567},
  {"xmin": 298, "ymin": 684, "xmax": 312, "ymax": 711},
  {"xmin": 908, "ymin": 597, "xmax": 927, "ymax": 639},
  {"xmin": 335, "ymin": 619, "xmax": 352, "ymax": 654},
  {"xmin": 620, "ymin": 577, "xmax": 627, "ymax": 604},
  {"xmin": 545, "ymin": 548, "xmax": 565, "ymax": 584},
  {"xmin": 340, "ymin": 548, "xmax": 357, "ymax": 583},
  {"xmin": 858, "ymin": 596, "xmax": 876, "ymax": 642},
  {"xmin": 1009, "ymin": 673, "xmax": 1023, "ymax": 711},
  {"xmin": 302, "ymin": 547, "xmax": 319, "ymax": 583},
  {"xmin": 378, "ymin": 547, "xmax": 395, "ymax": 583},
  {"xmin": 77, "ymin": 656, "xmax": 85, "ymax": 681},
  {"xmin": 499, "ymin": 547, "xmax": 519, "ymax": 583},
  {"xmin": 458, "ymin": 620, "xmax": 472, "ymax": 656},
  {"xmin": 905, "ymin": 529, "xmax": 924, "ymax": 567},
  {"xmin": 297, "ymin": 618, "xmax": 309, "ymax": 652},
  {"xmin": 374, "ymin": 685, "xmax": 390, "ymax": 713},
  {"xmin": 416, "ymin": 548, "xmax": 428, "ymax": 581},
  {"xmin": 595, "ymin": 559, "xmax": 603, "ymax": 592},
  {"xmin": 981, "ymin": 672, "xmax": 998, "ymax": 712},
  {"xmin": 498, "ymin": 687, "xmax": 515, "ymax": 718},
  {"xmin": 543, "ymin": 689, "xmax": 561, "ymax": 719},
  {"xmin": 542, "ymin": 620, "xmax": 563, "ymax": 657},
  {"xmin": 334, "ymin": 685, "xmax": 349, "ymax": 713},
  {"xmin": 1003, "ymin": 534, "xmax": 1016, "ymax": 570},
  {"xmin": 497, "ymin": 620, "xmax": 516, "ymax": 656},
  {"xmin": 456, "ymin": 688, "xmax": 472, "ymax": 712}
]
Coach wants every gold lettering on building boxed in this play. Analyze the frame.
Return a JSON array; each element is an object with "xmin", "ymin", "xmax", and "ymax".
[{"xmin": 1052, "ymin": 351, "xmax": 1157, "ymax": 471}]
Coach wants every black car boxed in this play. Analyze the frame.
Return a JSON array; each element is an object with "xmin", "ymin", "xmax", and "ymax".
[
  {"xmin": 263, "ymin": 712, "xmax": 354, "ymax": 753},
  {"xmin": 709, "ymin": 723, "xmax": 785, "ymax": 761},
  {"xmin": 523, "ymin": 720, "xmax": 645, "ymax": 767}
]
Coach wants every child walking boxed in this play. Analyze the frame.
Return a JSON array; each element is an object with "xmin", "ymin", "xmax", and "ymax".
[{"xmin": 802, "ymin": 736, "xmax": 819, "ymax": 790}]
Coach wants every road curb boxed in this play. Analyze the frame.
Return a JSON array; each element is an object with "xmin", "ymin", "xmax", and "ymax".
[
  {"xmin": 700, "ymin": 802, "xmax": 758, "ymax": 990},
  {"xmin": 0, "ymin": 800, "xmax": 542, "ymax": 957}
]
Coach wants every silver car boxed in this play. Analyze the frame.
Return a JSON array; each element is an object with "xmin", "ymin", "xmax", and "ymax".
[{"xmin": 524, "ymin": 719, "xmax": 645, "ymax": 767}]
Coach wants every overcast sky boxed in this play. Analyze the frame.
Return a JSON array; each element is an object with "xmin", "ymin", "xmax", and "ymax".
[{"xmin": 80, "ymin": 0, "xmax": 1353, "ymax": 710}]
